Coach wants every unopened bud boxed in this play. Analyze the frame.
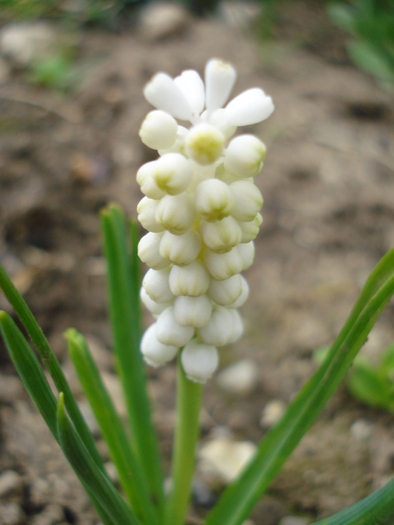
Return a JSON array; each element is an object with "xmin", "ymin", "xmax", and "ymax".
[
  {"xmin": 156, "ymin": 307, "xmax": 194, "ymax": 347},
  {"xmin": 173, "ymin": 295, "xmax": 213, "ymax": 327},
  {"xmin": 200, "ymin": 216, "xmax": 242, "ymax": 253},
  {"xmin": 138, "ymin": 232, "xmax": 169, "ymax": 270},
  {"xmin": 185, "ymin": 123, "xmax": 224, "ymax": 166},
  {"xmin": 225, "ymin": 135, "xmax": 266, "ymax": 178},
  {"xmin": 169, "ymin": 260, "xmax": 210, "ymax": 296},
  {"xmin": 156, "ymin": 193, "xmax": 195, "ymax": 235},
  {"xmin": 153, "ymin": 153, "xmax": 193, "ymax": 195},
  {"xmin": 137, "ymin": 197, "xmax": 164, "ymax": 233},
  {"xmin": 238, "ymin": 213, "xmax": 263, "ymax": 243},
  {"xmin": 207, "ymin": 274, "xmax": 243, "ymax": 306},
  {"xmin": 141, "ymin": 324, "xmax": 179, "ymax": 367},
  {"xmin": 195, "ymin": 179, "xmax": 234, "ymax": 221},
  {"xmin": 196, "ymin": 305, "xmax": 234, "ymax": 346},
  {"xmin": 160, "ymin": 229, "xmax": 201, "ymax": 266},
  {"xmin": 142, "ymin": 267, "xmax": 174, "ymax": 303},
  {"xmin": 139, "ymin": 110, "xmax": 178, "ymax": 150},
  {"xmin": 204, "ymin": 245, "xmax": 243, "ymax": 281},
  {"xmin": 137, "ymin": 161, "xmax": 166, "ymax": 199},
  {"xmin": 230, "ymin": 180, "xmax": 263, "ymax": 222},
  {"xmin": 181, "ymin": 340, "xmax": 219, "ymax": 383}
]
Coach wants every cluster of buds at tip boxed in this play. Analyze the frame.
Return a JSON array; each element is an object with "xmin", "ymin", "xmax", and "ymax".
[{"xmin": 137, "ymin": 59, "xmax": 274, "ymax": 383}]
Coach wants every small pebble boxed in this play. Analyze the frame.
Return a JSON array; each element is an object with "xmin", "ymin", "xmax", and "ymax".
[
  {"xmin": 260, "ymin": 400, "xmax": 287, "ymax": 429},
  {"xmin": 350, "ymin": 419, "xmax": 373, "ymax": 442},
  {"xmin": 0, "ymin": 503, "xmax": 25, "ymax": 525},
  {"xmin": 0, "ymin": 471, "xmax": 23, "ymax": 499},
  {"xmin": 139, "ymin": 2, "xmax": 190, "ymax": 41},
  {"xmin": 279, "ymin": 516, "xmax": 310, "ymax": 525},
  {"xmin": 199, "ymin": 437, "xmax": 257, "ymax": 484},
  {"xmin": 31, "ymin": 503, "xmax": 64, "ymax": 525},
  {"xmin": 216, "ymin": 359, "xmax": 259, "ymax": 395},
  {"xmin": 105, "ymin": 462, "xmax": 119, "ymax": 485}
]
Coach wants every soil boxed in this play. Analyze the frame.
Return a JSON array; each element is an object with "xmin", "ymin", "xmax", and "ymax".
[{"xmin": 0, "ymin": 2, "xmax": 394, "ymax": 524}]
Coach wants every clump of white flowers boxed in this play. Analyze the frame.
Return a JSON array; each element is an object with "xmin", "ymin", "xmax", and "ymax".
[{"xmin": 137, "ymin": 59, "xmax": 274, "ymax": 383}]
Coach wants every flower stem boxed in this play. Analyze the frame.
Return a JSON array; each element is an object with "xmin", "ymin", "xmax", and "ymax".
[{"xmin": 165, "ymin": 355, "xmax": 203, "ymax": 525}]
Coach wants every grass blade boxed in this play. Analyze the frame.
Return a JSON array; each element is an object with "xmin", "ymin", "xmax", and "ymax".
[
  {"xmin": 312, "ymin": 478, "xmax": 394, "ymax": 525},
  {"xmin": 101, "ymin": 205, "xmax": 164, "ymax": 512},
  {"xmin": 0, "ymin": 263, "xmax": 104, "ymax": 470},
  {"xmin": 57, "ymin": 393, "xmax": 141, "ymax": 525},
  {"xmin": 66, "ymin": 328, "xmax": 159, "ymax": 525},
  {"xmin": 205, "ymin": 248, "xmax": 394, "ymax": 525},
  {"xmin": 0, "ymin": 311, "xmax": 118, "ymax": 525}
]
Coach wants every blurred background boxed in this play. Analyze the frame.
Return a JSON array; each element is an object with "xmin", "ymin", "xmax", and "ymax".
[{"xmin": 0, "ymin": 1, "xmax": 393, "ymax": 524}]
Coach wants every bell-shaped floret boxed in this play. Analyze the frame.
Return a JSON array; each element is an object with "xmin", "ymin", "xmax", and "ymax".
[
  {"xmin": 153, "ymin": 153, "xmax": 193, "ymax": 195},
  {"xmin": 174, "ymin": 70, "xmax": 205, "ymax": 116},
  {"xmin": 230, "ymin": 180, "xmax": 263, "ymax": 222},
  {"xmin": 226, "ymin": 309, "xmax": 244, "ymax": 344},
  {"xmin": 227, "ymin": 275, "xmax": 249, "ymax": 309},
  {"xmin": 156, "ymin": 307, "xmax": 194, "ymax": 347},
  {"xmin": 144, "ymin": 72, "xmax": 193, "ymax": 121},
  {"xmin": 185, "ymin": 124, "xmax": 225, "ymax": 166},
  {"xmin": 160, "ymin": 229, "xmax": 202, "ymax": 266},
  {"xmin": 140, "ymin": 287, "xmax": 172, "ymax": 316},
  {"xmin": 238, "ymin": 213, "xmax": 263, "ymax": 243},
  {"xmin": 204, "ymin": 245, "xmax": 243, "ymax": 281},
  {"xmin": 224, "ymin": 88, "xmax": 274, "ymax": 126},
  {"xmin": 169, "ymin": 260, "xmax": 210, "ymax": 296},
  {"xmin": 195, "ymin": 179, "xmax": 234, "ymax": 222},
  {"xmin": 205, "ymin": 59, "xmax": 236, "ymax": 111},
  {"xmin": 139, "ymin": 110, "xmax": 178, "ymax": 150},
  {"xmin": 173, "ymin": 295, "xmax": 213, "ymax": 327},
  {"xmin": 138, "ymin": 232, "xmax": 170, "ymax": 270},
  {"xmin": 156, "ymin": 193, "xmax": 195, "ymax": 235},
  {"xmin": 225, "ymin": 135, "xmax": 266, "ymax": 179},
  {"xmin": 207, "ymin": 274, "xmax": 243, "ymax": 306},
  {"xmin": 238, "ymin": 241, "xmax": 255, "ymax": 271},
  {"xmin": 181, "ymin": 340, "xmax": 219, "ymax": 383},
  {"xmin": 142, "ymin": 267, "xmax": 174, "ymax": 303},
  {"xmin": 137, "ymin": 197, "xmax": 164, "ymax": 233},
  {"xmin": 141, "ymin": 324, "xmax": 178, "ymax": 367},
  {"xmin": 196, "ymin": 305, "xmax": 234, "ymax": 346},
  {"xmin": 137, "ymin": 161, "xmax": 166, "ymax": 199},
  {"xmin": 200, "ymin": 216, "xmax": 242, "ymax": 253}
]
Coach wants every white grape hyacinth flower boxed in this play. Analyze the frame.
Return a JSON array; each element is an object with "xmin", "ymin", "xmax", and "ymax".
[{"xmin": 138, "ymin": 58, "xmax": 274, "ymax": 383}]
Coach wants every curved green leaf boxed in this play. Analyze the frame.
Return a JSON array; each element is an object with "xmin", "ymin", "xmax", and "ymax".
[
  {"xmin": 205, "ymin": 248, "xmax": 394, "ymax": 525},
  {"xmin": 57, "ymin": 393, "xmax": 140, "ymax": 525}
]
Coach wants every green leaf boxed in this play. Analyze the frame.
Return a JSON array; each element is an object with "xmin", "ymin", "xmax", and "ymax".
[
  {"xmin": 0, "ymin": 312, "xmax": 118, "ymax": 525},
  {"xmin": 0, "ymin": 262, "xmax": 104, "ymax": 471},
  {"xmin": 311, "ymin": 477, "xmax": 394, "ymax": 525},
  {"xmin": 347, "ymin": 362, "xmax": 392, "ymax": 409},
  {"xmin": 347, "ymin": 41, "xmax": 394, "ymax": 86},
  {"xmin": 66, "ymin": 329, "xmax": 159, "ymax": 525},
  {"xmin": 379, "ymin": 343, "xmax": 394, "ymax": 375},
  {"xmin": 100, "ymin": 205, "xmax": 164, "ymax": 513},
  {"xmin": 328, "ymin": 4, "xmax": 356, "ymax": 34},
  {"xmin": 56, "ymin": 393, "xmax": 140, "ymax": 525},
  {"xmin": 205, "ymin": 248, "xmax": 394, "ymax": 525}
]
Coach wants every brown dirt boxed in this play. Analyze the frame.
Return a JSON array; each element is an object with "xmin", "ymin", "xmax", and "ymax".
[{"xmin": 0, "ymin": 2, "xmax": 393, "ymax": 524}]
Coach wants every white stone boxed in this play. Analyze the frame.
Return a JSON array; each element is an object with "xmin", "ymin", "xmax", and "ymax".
[
  {"xmin": 350, "ymin": 419, "xmax": 373, "ymax": 442},
  {"xmin": 139, "ymin": 2, "xmax": 190, "ymax": 42},
  {"xmin": 199, "ymin": 437, "xmax": 257, "ymax": 483},
  {"xmin": 216, "ymin": 359, "xmax": 259, "ymax": 395},
  {"xmin": 260, "ymin": 400, "xmax": 287, "ymax": 429}
]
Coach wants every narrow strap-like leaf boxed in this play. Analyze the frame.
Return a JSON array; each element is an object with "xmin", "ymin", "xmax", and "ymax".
[
  {"xmin": 0, "ymin": 263, "xmax": 104, "ymax": 470},
  {"xmin": 311, "ymin": 478, "xmax": 394, "ymax": 525},
  {"xmin": 0, "ymin": 312, "xmax": 117, "ymax": 525},
  {"xmin": 205, "ymin": 248, "xmax": 394, "ymax": 525},
  {"xmin": 57, "ymin": 393, "xmax": 141, "ymax": 525},
  {"xmin": 66, "ymin": 328, "xmax": 159, "ymax": 525},
  {"xmin": 101, "ymin": 205, "xmax": 164, "ymax": 512}
]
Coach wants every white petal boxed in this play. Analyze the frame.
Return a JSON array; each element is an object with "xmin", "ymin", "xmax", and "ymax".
[
  {"xmin": 137, "ymin": 197, "xmax": 164, "ymax": 233},
  {"xmin": 174, "ymin": 70, "xmax": 205, "ymax": 115},
  {"xmin": 196, "ymin": 305, "xmax": 234, "ymax": 346},
  {"xmin": 224, "ymin": 88, "xmax": 274, "ymax": 126},
  {"xmin": 169, "ymin": 261, "xmax": 210, "ymax": 297},
  {"xmin": 138, "ymin": 232, "xmax": 170, "ymax": 270},
  {"xmin": 156, "ymin": 193, "xmax": 196, "ymax": 235},
  {"xmin": 226, "ymin": 310, "xmax": 244, "ymax": 343},
  {"xmin": 195, "ymin": 179, "xmax": 234, "ymax": 222},
  {"xmin": 229, "ymin": 180, "xmax": 263, "ymax": 222},
  {"xmin": 181, "ymin": 340, "xmax": 219, "ymax": 383},
  {"xmin": 237, "ymin": 242, "xmax": 255, "ymax": 271},
  {"xmin": 154, "ymin": 153, "xmax": 193, "ymax": 195},
  {"xmin": 228, "ymin": 275, "xmax": 249, "ymax": 309},
  {"xmin": 160, "ymin": 229, "xmax": 202, "ymax": 266},
  {"xmin": 141, "ymin": 324, "xmax": 178, "ymax": 367},
  {"xmin": 140, "ymin": 287, "xmax": 171, "ymax": 315},
  {"xmin": 204, "ymin": 246, "xmax": 243, "ymax": 281},
  {"xmin": 144, "ymin": 72, "xmax": 193, "ymax": 121},
  {"xmin": 207, "ymin": 274, "xmax": 243, "ymax": 306},
  {"xmin": 205, "ymin": 59, "xmax": 237, "ymax": 111}
]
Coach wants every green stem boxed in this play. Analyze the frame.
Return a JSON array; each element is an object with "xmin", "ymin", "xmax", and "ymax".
[{"xmin": 165, "ymin": 356, "xmax": 203, "ymax": 525}]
